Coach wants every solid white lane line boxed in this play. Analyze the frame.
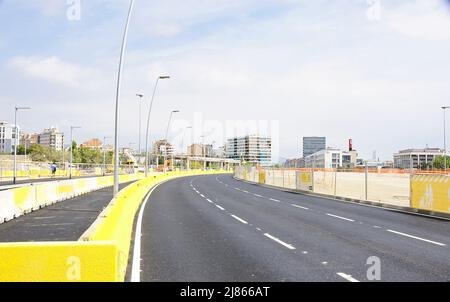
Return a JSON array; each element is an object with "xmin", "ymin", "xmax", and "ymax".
[
  {"xmin": 326, "ymin": 213, "xmax": 355, "ymax": 222},
  {"xmin": 231, "ymin": 215, "xmax": 248, "ymax": 225},
  {"xmin": 216, "ymin": 205, "xmax": 225, "ymax": 211},
  {"xmin": 131, "ymin": 180, "xmax": 167, "ymax": 282},
  {"xmin": 206, "ymin": 199, "xmax": 213, "ymax": 203},
  {"xmin": 291, "ymin": 204, "xmax": 309, "ymax": 210},
  {"xmin": 270, "ymin": 198, "xmax": 281, "ymax": 203},
  {"xmin": 386, "ymin": 229, "xmax": 446, "ymax": 246},
  {"xmin": 337, "ymin": 273, "xmax": 360, "ymax": 282},
  {"xmin": 200, "ymin": 194, "xmax": 205, "ymax": 198},
  {"xmin": 263, "ymin": 233, "xmax": 296, "ymax": 250}
]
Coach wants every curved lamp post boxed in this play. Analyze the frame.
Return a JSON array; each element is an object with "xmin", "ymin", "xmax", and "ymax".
[{"xmin": 144, "ymin": 76, "xmax": 170, "ymax": 177}]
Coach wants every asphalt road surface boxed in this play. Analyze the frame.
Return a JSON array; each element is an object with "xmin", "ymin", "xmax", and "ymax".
[
  {"xmin": 135, "ymin": 174, "xmax": 450, "ymax": 282},
  {"xmin": 0, "ymin": 182, "xmax": 133, "ymax": 242}
]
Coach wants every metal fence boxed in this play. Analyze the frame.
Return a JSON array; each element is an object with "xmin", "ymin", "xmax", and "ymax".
[
  {"xmin": 235, "ymin": 167, "xmax": 415, "ymax": 207},
  {"xmin": 0, "ymin": 160, "xmax": 137, "ymax": 182}
]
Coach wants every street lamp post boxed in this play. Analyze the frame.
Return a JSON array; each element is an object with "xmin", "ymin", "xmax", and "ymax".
[
  {"xmin": 144, "ymin": 76, "xmax": 170, "ymax": 177},
  {"xmin": 13, "ymin": 106, "xmax": 31, "ymax": 184},
  {"xmin": 182, "ymin": 126, "xmax": 192, "ymax": 170},
  {"xmin": 113, "ymin": 0, "xmax": 135, "ymax": 196},
  {"xmin": 103, "ymin": 136, "xmax": 111, "ymax": 176},
  {"xmin": 70, "ymin": 126, "xmax": 81, "ymax": 179},
  {"xmin": 201, "ymin": 135, "xmax": 206, "ymax": 170},
  {"xmin": 442, "ymin": 106, "xmax": 449, "ymax": 173},
  {"xmin": 136, "ymin": 94, "xmax": 144, "ymax": 155},
  {"xmin": 164, "ymin": 110, "xmax": 179, "ymax": 173}
]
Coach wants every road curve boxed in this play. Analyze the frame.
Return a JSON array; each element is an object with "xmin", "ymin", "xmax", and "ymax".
[{"xmin": 135, "ymin": 174, "xmax": 450, "ymax": 282}]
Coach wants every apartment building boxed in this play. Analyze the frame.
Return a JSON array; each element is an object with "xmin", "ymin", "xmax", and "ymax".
[
  {"xmin": 226, "ymin": 135, "xmax": 272, "ymax": 166},
  {"xmin": 305, "ymin": 148, "xmax": 358, "ymax": 169},
  {"xmin": 0, "ymin": 121, "xmax": 17, "ymax": 154},
  {"xmin": 38, "ymin": 127, "xmax": 64, "ymax": 151}
]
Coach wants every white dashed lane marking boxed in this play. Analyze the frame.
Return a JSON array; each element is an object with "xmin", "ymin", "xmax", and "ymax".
[
  {"xmin": 231, "ymin": 215, "xmax": 248, "ymax": 225},
  {"xmin": 386, "ymin": 229, "xmax": 446, "ymax": 247},
  {"xmin": 263, "ymin": 233, "xmax": 296, "ymax": 250},
  {"xmin": 326, "ymin": 213, "xmax": 355, "ymax": 222},
  {"xmin": 291, "ymin": 204, "xmax": 309, "ymax": 210},
  {"xmin": 337, "ymin": 273, "xmax": 360, "ymax": 282}
]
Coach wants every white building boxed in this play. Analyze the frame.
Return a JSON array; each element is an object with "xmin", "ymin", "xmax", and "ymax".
[
  {"xmin": 394, "ymin": 148, "xmax": 445, "ymax": 169},
  {"xmin": 226, "ymin": 135, "xmax": 272, "ymax": 166},
  {"xmin": 38, "ymin": 127, "xmax": 64, "ymax": 151},
  {"xmin": 305, "ymin": 148, "xmax": 358, "ymax": 169},
  {"xmin": 0, "ymin": 121, "xmax": 18, "ymax": 154}
]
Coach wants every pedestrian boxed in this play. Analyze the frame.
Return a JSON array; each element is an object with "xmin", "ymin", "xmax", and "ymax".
[{"xmin": 51, "ymin": 162, "xmax": 57, "ymax": 178}]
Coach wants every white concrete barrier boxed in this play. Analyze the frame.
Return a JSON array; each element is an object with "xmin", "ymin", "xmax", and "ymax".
[{"xmin": 0, "ymin": 174, "xmax": 141, "ymax": 224}]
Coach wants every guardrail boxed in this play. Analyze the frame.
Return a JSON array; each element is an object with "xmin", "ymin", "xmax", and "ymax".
[
  {"xmin": 235, "ymin": 167, "xmax": 450, "ymax": 217},
  {"xmin": 0, "ymin": 173, "xmax": 141, "ymax": 224},
  {"xmin": 0, "ymin": 170, "xmax": 231, "ymax": 282}
]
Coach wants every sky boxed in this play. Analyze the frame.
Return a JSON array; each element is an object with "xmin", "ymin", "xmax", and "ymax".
[{"xmin": 1, "ymin": 0, "xmax": 450, "ymax": 162}]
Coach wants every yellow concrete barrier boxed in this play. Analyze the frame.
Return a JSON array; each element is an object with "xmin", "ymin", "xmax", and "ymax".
[
  {"xmin": 411, "ymin": 175, "xmax": 450, "ymax": 214},
  {"xmin": 0, "ymin": 241, "xmax": 118, "ymax": 282}
]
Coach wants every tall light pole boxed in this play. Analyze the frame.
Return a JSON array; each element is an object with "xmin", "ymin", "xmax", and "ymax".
[
  {"xmin": 201, "ymin": 135, "xmax": 206, "ymax": 170},
  {"xmin": 144, "ymin": 76, "xmax": 171, "ymax": 177},
  {"xmin": 113, "ymin": 0, "xmax": 135, "ymax": 196},
  {"xmin": 13, "ymin": 106, "xmax": 31, "ymax": 184},
  {"xmin": 181, "ymin": 126, "xmax": 192, "ymax": 171},
  {"xmin": 103, "ymin": 136, "xmax": 111, "ymax": 176},
  {"xmin": 181, "ymin": 126, "xmax": 192, "ymax": 155},
  {"xmin": 136, "ymin": 94, "xmax": 144, "ymax": 155},
  {"xmin": 70, "ymin": 126, "xmax": 81, "ymax": 179},
  {"xmin": 164, "ymin": 110, "xmax": 179, "ymax": 173},
  {"xmin": 442, "ymin": 106, "xmax": 449, "ymax": 173}
]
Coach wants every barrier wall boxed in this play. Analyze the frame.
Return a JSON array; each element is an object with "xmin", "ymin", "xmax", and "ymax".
[
  {"xmin": 0, "ymin": 170, "xmax": 231, "ymax": 282},
  {"xmin": 0, "ymin": 241, "xmax": 118, "ymax": 282},
  {"xmin": 0, "ymin": 173, "xmax": 141, "ymax": 224},
  {"xmin": 411, "ymin": 174, "xmax": 450, "ymax": 215},
  {"xmin": 235, "ymin": 167, "xmax": 411, "ymax": 207}
]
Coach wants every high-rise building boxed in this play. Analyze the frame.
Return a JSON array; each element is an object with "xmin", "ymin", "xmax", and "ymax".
[
  {"xmin": 38, "ymin": 127, "xmax": 64, "ymax": 151},
  {"xmin": 303, "ymin": 137, "xmax": 326, "ymax": 158},
  {"xmin": 226, "ymin": 135, "xmax": 272, "ymax": 166},
  {"xmin": 0, "ymin": 121, "xmax": 17, "ymax": 154}
]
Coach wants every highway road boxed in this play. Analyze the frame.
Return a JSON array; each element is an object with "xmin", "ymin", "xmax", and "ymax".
[
  {"xmin": 133, "ymin": 174, "xmax": 450, "ymax": 282},
  {"xmin": 0, "ymin": 182, "xmax": 133, "ymax": 242}
]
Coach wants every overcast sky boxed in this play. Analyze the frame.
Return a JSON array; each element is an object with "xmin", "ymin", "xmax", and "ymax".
[{"xmin": 1, "ymin": 0, "xmax": 450, "ymax": 162}]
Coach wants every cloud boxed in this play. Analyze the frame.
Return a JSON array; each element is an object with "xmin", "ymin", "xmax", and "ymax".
[
  {"xmin": 9, "ymin": 56, "xmax": 95, "ymax": 87},
  {"xmin": 386, "ymin": 0, "xmax": 450, "ymax": 41}
]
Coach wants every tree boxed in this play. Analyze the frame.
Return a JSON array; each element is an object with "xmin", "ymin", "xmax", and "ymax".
[{"xmin": 432, "ymin": 155, "xmax": 450, "ymax": 169}]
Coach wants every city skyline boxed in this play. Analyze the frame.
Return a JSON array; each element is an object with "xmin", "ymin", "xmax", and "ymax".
[{"xmin": 1, "ymin": 1, "xmax": 450, "ymax": 161}]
